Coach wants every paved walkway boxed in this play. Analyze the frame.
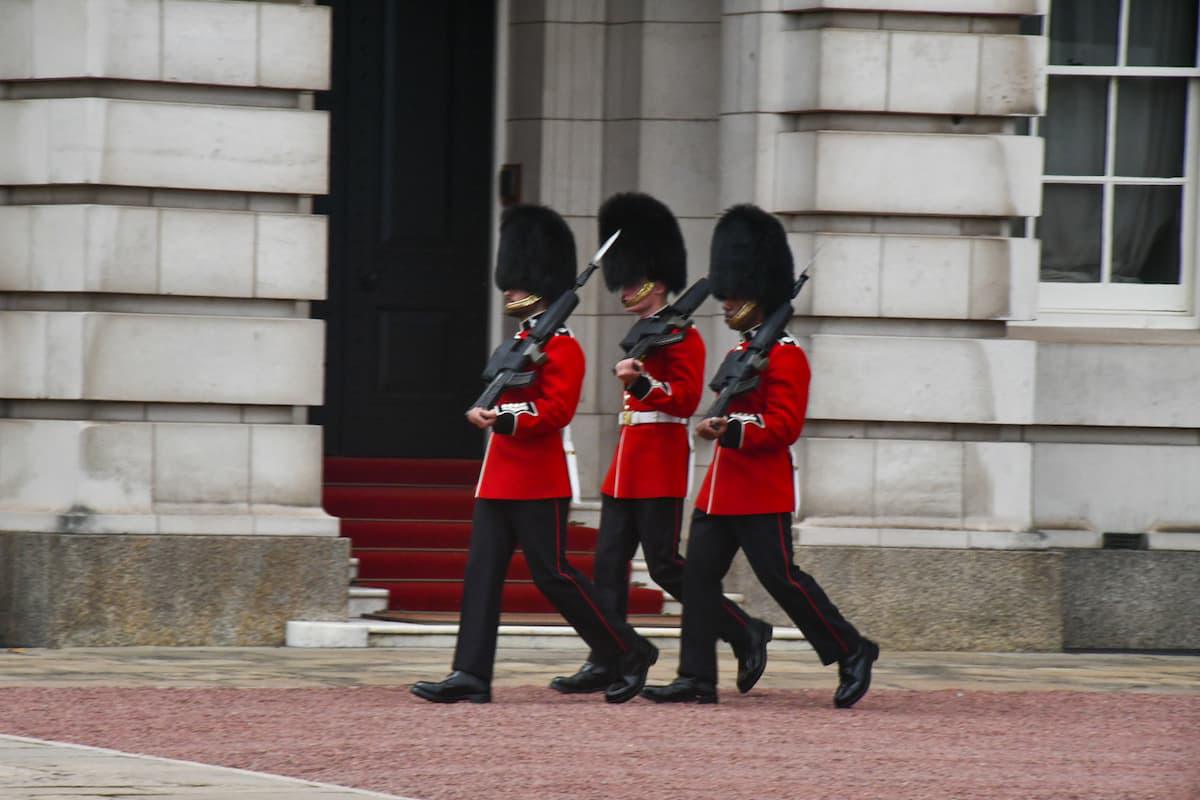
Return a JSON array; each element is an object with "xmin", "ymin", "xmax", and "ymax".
[
  {"xmin": 3, "ymin": 644, "xmax": 1198, "ymax": 692},
  {"xmin": 1, "ymin": 645, "xmax": 1197, "ymax": 800},
  {"xmin": 0, "ymin": 733, "xmax": 417, "ymax": 800}
]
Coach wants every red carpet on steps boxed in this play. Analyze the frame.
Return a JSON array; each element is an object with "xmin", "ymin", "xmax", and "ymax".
[{"xmin": 324, "ymin": 456, "xmax": 664, "ymax": 616}]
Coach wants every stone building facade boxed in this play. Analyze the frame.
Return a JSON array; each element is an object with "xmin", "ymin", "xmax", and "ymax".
[{"xmin": 2, "ymin": 0, "xmax": 1197, "ymax": 649}]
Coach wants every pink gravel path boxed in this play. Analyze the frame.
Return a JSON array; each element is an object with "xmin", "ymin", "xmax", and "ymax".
[{"xmin": 2, "ymin": 686, "xmax": 1197, "ymax": 800}]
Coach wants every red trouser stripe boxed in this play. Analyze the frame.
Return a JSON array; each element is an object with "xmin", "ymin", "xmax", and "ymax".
[
  {"xmin": 777, "ymin": 514, "xmax": 849, "ymax": 654},
  {"xmin": 555, "ymin": 499, "xmax": 628, "ymax": 653}
]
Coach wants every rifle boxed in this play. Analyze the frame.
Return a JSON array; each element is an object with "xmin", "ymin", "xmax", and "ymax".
[
  {"xmin": 469, "ymin": 230, "xmax": 622, "ymax": 411},
  {"xmin": 618, "ymin": 277, "xmax": 711, "ymax": 361},
  {"xmin": 702, "ymin": 268, "xmax": 811, "ymax": 420}
]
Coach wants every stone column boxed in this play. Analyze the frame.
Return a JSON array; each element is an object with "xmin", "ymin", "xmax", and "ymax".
[
  {"xmin": 504, "ymin": 0, "xmax": 726, "ymax": 505},
  {"xmin": 0, "ymin": 0, "xmax": 347, "ymax": 646},
  {"xmin": 718, "ymin": 0, "xmax": 1063, "ymax": 649}
]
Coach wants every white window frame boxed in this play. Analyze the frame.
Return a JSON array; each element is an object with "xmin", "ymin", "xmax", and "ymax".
[{"xmin": 1024, "ymin": 0, "xmax": 1200, "ymax": 329}]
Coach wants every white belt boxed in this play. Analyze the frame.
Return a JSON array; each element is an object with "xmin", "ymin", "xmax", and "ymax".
[{"xmin": 619, "ymin": 411, "xmax": 687, "ymax": 426}]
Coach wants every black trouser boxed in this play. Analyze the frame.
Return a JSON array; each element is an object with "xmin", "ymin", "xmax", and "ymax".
[
  {"xmin": 678, "ymin": 509, "xmax": 863, "ymax": 683},
  {"xmin": 586, "ymin": 495, "xmax": 756, "ymax": 667},
  {"xmin": 453, "ymin": 497, "xmax": 643, "ymax": 683}
]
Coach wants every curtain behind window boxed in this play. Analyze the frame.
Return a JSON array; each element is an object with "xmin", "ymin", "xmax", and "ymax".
[{"xmin": 1039, "ymin": 0, "xmax": 1195, "ymax": 286}]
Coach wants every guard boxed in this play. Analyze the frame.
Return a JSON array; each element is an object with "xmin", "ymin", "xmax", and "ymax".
[
  {"xmin": 641, "ymin": 204, "xmax": 879, "ymax": 706},
  {"xmin": 550, "ymin": 192, "xmax": 773, "ymax": 696},
  {"xmin": 411, "ymin": 204, "xmax": 658, "ymax": 705}
]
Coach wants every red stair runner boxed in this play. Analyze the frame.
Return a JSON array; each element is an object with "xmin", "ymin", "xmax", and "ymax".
[{"xmin": 324, "ymin": 457, "xmax": 664, "ymax": 616}]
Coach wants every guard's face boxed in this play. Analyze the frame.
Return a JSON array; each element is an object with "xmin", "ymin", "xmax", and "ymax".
[
  {"xmin": 720, "ymin": 297, "xmax": 762, "ymax": 331},
  {"xmin": 502, "ymin": 289, "xmax": 543, "ymax": 317},
  {"xmin": 620, "ymin": 280, "xmax": 666, "ymax": 318}
]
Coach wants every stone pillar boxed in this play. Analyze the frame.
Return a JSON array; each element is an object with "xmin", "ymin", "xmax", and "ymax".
[
  {"xmin": 504, "ymin": 0, "xmax": 726, "ymax": 503},
  {"xmin": 717, "ymin": 0, "xmax": 1061, "ymax": 648},
  {"xmin": 721, "ymin": 0, "xmax": 1046, "ymax": 542},
  {"xmin": 0, "ymin": 0, "xmax": 347, "ymax": 647}
]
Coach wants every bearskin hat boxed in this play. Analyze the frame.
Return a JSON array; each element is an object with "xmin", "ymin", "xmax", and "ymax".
[
  {"xmin": 597, "ymin": 192, "xmax": 687, "ymax": 294},
  {"xmin": 708, "ymin": 204, "xmax": 794, "ymax": 312},
  {"xmin": 494, "ymin": 204, "xmax": 577, "ymax": 302}
]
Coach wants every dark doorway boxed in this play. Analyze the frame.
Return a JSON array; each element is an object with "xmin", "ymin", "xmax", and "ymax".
[{"xmin": 314, "ymin": 0, "xmax": 495, "ymax": 458}]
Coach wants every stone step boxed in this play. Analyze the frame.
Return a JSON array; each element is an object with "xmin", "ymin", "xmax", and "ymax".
[
  {"xmin": 347, "ymin": 586, "xmax": 389, "ymax": 618},
  {"xmin": 287, "ymin": 618, "xmax": 809, "ymax": 651}
]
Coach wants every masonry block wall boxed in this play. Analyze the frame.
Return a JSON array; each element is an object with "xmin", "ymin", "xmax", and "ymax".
[
  {"xmin": 504, "ymin": 0, "xmax": 1199, "ymax": 649},
  {"xmin": 0, "ymin": 0, "xmax": 346, "ymax": 646},
  {"xmin": 504, "ymin": 0, "xmax": 731, "ymax": 501}
]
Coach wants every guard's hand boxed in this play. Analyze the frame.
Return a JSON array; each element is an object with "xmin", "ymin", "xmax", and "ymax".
[
  {"xmin": 695, "ymin": 417, "xmax": 729, "ymax": 441},
  {"xmin": 466, "ymin": 407, "xmax": 499, "ymax": 429},
  {"xmin": 613, "ymin": 358, "xmax": 645, "ymax": 386}
]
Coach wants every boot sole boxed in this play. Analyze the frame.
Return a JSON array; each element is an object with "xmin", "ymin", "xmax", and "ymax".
[
  {"xmin": 641, "ymin": 690, "xmax": 718, "ymax": 705},
  {"xmin": 549, "ymin": 682, "xmax": 610, "ymax": 695},
  {"xmin": 410, "ymin": 686, "xmax": 491, "ymax": 704}
]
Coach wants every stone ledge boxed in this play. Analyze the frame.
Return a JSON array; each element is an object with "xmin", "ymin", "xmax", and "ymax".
[
  {"xmin": 285, "ymin": 619, "xmax": 812, "ymax": 651},
  {"xmin": 772, "ymin": 28, "xmax": 1045, "ymax": 116},
  {"xmin": 1035, "ymin": 342, "xmax": 1200, "ymax": 428},
  {"xmin": 782, "ymin": 0, "xmax": 1046, "ymax": 14},
  {"xmin": 0, "ymin": 420, "xmax": 330, "ymax": 522},
  {"xmin": 775, "ymin": 130, "xmax": 1044, "ymax": 217},
  {"xmin": 800, "ymin": 438, "xmax": 1034, "ymax": 530},
  {"xmin": 789, "ymin": 232, "xmax": 1038, "ymax": 322},
  {"xmin": 806, "ymin": 334, "xmax": 1037, "ymax": 425},
  {"xmin": 0, "ymin": 98, "xmax": 328, "ymax": 194},
  {"xmin": 0, "ymin": 204, "xmax": 327, "ymax": 300},
  {"xmin": 0, "ymin": 312, "xmax": 323, "ymax": 405},
  {"xmin": 1063, "ymin": 550, "xmax": 1200, "ymax": 651},
  {"xmin": 1033, "ymin": 443, "xmax": 1200, "ymax": 536},
  {"xmin": 726, "ymin": 545, "xmax": 1199, "ymax": 651},
  {"xmin": 0, "ymin": 532, "xmax": 350, "ymax": 647},
  {"xmin": 0, "ymin": 0, "xmax": 330, "ymax": 90},
  {"xmin": 0, "ymin": 510, "xmax": 339, "ymax": 537},
  {"xmin": 727, "ymin": 545, "xmax": 1063, "ymax": 650}
]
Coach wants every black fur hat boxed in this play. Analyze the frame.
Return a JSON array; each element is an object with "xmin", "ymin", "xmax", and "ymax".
[
  {"xmin": 494, "ymin": 204, "xmax": 577, "ymax": 302},
  {"xmin": 597, "ymin": 192, "xmax": 687, "ymax": 294},
  {"xmin": 708, "ymin": 204, "xmax": 794, "ymax": 312}
]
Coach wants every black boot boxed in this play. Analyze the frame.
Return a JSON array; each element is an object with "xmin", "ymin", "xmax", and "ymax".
[
  {"xmin": 410, "ymin": 671, "xmax": 491, "ymax": 704},
  {"xmin": 604, "ymin": 638, "xmax": 658, "ymax": 704},
  {"xmin": 833, "ymin": 639, "xmax": 879, "ymax": 709},
  {"xmin": 733, "ymin": 618, "xmax": 773, "ymax": 694},
  {"xmin": 549, "ymin": 662, "xmax": 616, "ymax": 694},
  {"xmin": 641, "ymin": 676, "xmax": 718, "ymax": 704}
]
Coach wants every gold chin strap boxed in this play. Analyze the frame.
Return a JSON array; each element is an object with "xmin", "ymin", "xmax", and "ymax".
[
  {"xmin": 622, "ymin": 280, "xmax": 656, "ymax": 308},
  {"xmin": 727, "ymin": 300, "xmax": 758, "ymax": 330},
  {"xmin": 504, "ymin": 293, "xmax": 542, "ymax": 314}
]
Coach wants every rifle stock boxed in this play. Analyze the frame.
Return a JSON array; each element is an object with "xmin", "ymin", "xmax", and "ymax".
[
  {"xmin": 468, "ymin": 231, "xmax": 620, "ymax": 412},
  {"xmin": 619, "ymin": 277, "xmax": 711, "ymax": 361},
  {"xmin": 702, "ymin": 270, "xmax": 810, "ymax": 420}
]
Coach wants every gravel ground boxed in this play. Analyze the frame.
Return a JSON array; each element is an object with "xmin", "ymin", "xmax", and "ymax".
[{"xmin": 2, "ymin": 686, "xmax": 1197, "ymax": 800}]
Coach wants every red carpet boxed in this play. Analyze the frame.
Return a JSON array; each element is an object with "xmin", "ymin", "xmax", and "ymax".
[{"xmin": 324, "ymin": 457, "xmax": 664, "ymax": 615}]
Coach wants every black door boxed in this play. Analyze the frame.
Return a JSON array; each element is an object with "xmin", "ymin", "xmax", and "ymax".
[{"xmin": 315, "ymin": 0, "xmax": 495, "ymax": 458}]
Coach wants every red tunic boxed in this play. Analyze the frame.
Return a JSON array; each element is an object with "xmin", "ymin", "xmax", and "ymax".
[
  {"xmin": 601, "ymin": 325, "xmax": 705, "ymax": 499},
  {"xmin": 474, "ymin": 322, "xmax": 584, "ymax": 500},
  {"xmin": 695, "ymin": 332, "xmax": 809, "ymax": 516}
]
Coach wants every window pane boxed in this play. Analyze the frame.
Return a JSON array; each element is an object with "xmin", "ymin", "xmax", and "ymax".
[
  {"xmin": 1040, "ymin": 184, "xmax": 1104, "ymax": 282},
  {"xmin": 1113, "ymin": 186, "xmax": 1182, "ymax": 284},
  {"xmin": 1115, "ymin": 79, "xmax": 1188, "ymax": 178},
  {"xmin": 1043, "ymin": 77, "xmax": 1108, "ymax": 176},
  {"xmin": 1049, "ymin": 0, "xmax": 1119, "ymax": 66},
  {"xmin": 1127, "ymin": 0, "xmax": 1199, "ymax": 67}
]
